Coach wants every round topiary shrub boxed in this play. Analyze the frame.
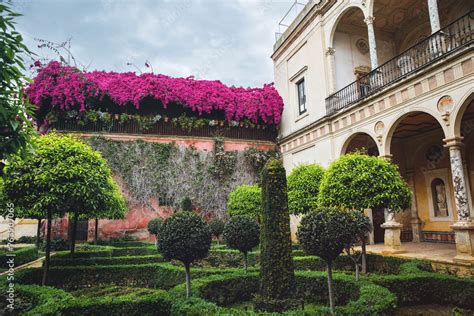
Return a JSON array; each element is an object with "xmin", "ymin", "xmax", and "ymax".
[
  {"xmin": 208, "ymin": 218, "xmax": 225, "ymax": 244},
  {"xmin": 181, "ymin": 197, "xmax": 193, "ymax": 212},
  {"xmin": 297, "ymin": 208, "xmax": 355, "ymax": 313},
  {"xmin": 223, "ymin": 215, "xmax": 259, "ymax": 272},
  {"xmin": 227, "ymin": 184, "xmax": 261, "ymax": 219},
  {"xmin": 157, "ymin": 211, "xmax": 211, "ymax": 297},
  {"xmin": 147, "ymin": 218, "xmax": 163, "ymax": 247},
  {"xmin": 287, "ymin": 164, "xmax": 325, "ymax": 215}
]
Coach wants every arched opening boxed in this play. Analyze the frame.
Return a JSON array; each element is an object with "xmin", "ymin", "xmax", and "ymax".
[
  {"xmin": 371, "ymin": 0, "xmax": 470, "ymax": 57},
  {"xmin": 332, "ymin": 7, "xmax": 370, "ymax": 91},
  {"xmin": 388, "ymin": 111, "xmax": 455, "ymax": 243},
  {"xmin": 341, "ymin": 132, "xmax": 379, "ymax": 156}
]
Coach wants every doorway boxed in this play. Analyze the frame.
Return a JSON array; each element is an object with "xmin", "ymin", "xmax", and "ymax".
[
  {"xmin": 68, "ymin": 220, "xmax": 89, "ymax": 241},
  {"xmin": 372, "ymin": 207, "xmax": 385, "ymax": 244}
]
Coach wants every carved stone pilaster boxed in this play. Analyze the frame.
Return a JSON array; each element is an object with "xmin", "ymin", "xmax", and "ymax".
[
  {"xmin": 406, "ymin": 170, "xmax": 421, "ymax": 242},
  {"xmin": 444, "ymin": 137, "xmax": 474, "ymax": 263},
  {"xmin": 381, "ymin": 209, "xmax": 405, "ymax": 254},
  {"xmin": 325, "ymin": 47, "xmax": 337, "ymax": 93},
  {"xmin": 364, "ymin": 16, "xmax": 378, "ymax": 69},
  {"xmin": 427, "ymin": 0, "xmax": 441, "ymax": 33}
]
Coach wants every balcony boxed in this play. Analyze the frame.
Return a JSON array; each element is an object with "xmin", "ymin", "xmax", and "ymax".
[
  {"xmin": 50, "ymin": 118, "xmax": 277, "ymax": 142},
  {"xmin": 326, "ymin": 11, "xmax": 474, "ymax": 116}
]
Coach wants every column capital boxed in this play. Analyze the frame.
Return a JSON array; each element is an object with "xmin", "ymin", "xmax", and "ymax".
[
  {"xmin": 364, "ymin": 16, "xmax": 375, "ymax": 25},
  {"xmin": 325, "ymin": 47, "xmax": 336, "ymax": 56},
  {"xmin": 443, "ymin": 136, "xmax": 464, "ymax": 149}
]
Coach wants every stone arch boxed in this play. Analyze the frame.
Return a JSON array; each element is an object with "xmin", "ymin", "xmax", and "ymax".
[
  {"xmin": 383, "ymin": 109, "xmax": 447, "ymax": 156},
  {"xmin": 326, "ymin": 3, "xmax": 367, "ymax": 48},
  {"xmin": 452, "ymin": 89, "xmax": 474, "ymax": 138},
  {"xmin": 340, "ymin": 131, "xmax": 379, "ymax": 156}
]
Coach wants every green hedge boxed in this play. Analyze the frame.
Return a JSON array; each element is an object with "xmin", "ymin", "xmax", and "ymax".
[
  {"xmin": 0, "ymin": 247, "xmax": 38, "ymax": 269},
  {"xmin": 54, "ymin": 245, "xmax": 156, "ymax": 259},
  {"xmin": 49, "ymin": 254, "xmax": 164, "ymax": 267},
  {"xmin": 0, "ymin": 284, "xmax": 172, "ymax": 315},
  {"xmin": 170, "ymin": 271, "xmax": 396, "ymax": 315},
  {"xmin": 15, "ymin": 263, "xmax": 244, "ymax": 291},
  {"xmin": 94, "ymin": 241, "xmax": 152, "ymax": 248},
  {"xmin": 372, "ymin": 262, "xmax": 474, "ymax": 309}
]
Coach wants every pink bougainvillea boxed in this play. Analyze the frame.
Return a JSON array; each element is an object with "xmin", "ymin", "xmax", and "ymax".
[{"xmin": 26, "ymin": 61, "xmax": 284, "ymax": 125}]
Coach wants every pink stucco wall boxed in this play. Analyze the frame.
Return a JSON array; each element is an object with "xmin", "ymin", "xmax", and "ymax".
[{"xmin": 53, "ymin": 133, "xmax": 275, "ymax": 241}]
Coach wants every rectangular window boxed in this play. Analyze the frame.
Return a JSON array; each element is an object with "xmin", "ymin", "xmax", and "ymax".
[{"xmin": 297, "ymin": 79, "xmax": 306, "ymax": 115}]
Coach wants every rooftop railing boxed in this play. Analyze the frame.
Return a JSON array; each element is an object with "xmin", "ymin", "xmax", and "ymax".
[{"xmin": 326, "ymin": 11, "xmax": 474, "ymax": 116}]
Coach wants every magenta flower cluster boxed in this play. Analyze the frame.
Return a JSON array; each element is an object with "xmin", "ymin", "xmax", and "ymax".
[{"xmin": 26, "ymin": 61, "xmax": 284, "ymax": 125}]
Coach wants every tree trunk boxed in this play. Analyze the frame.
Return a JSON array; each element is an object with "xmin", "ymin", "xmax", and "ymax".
[
  {"xmin": 355, "ymin": 262, "xmax": 360, "ymax": 281},
  {"xmin": 184, "ymin": 263, "xmax": 191, "ymax": 298},
  {"xmin": 42, "ymin": 211, "xmax": 52, "ymax": 286},
  {"xmin": 361, "ymin": 238, "xmax": 367, "ymax": 274},
  {"xmin": 70, "ymin": 213, "xmax": 78, "ymax": 256},
  {"xmin": 327, "ymin": 262, "xmax": 335, "ymax": 314},
  {"xmin": 36, "ymin": 219, "xmax": 42, "ymax": 247},
  {"xmin": 94, "ymin": 218, "xmax": 99, "ymax": 245},
  {"xmin": 244, "ymin": 252, "xmax": 248, "ymax": 273}
]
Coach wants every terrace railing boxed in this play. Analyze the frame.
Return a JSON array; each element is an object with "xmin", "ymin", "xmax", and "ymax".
[
  {"xmin": 51, "ymin": 118, "xmax": 277, "ymax": 142},
  {"xmin": 326, "ymin": 11, "xmax": 474, "ymax": 116}
]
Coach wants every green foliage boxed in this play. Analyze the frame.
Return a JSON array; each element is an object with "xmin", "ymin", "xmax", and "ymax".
[
  {"xmin": 227, "ymin": 184, "xmax": 262, "ymax": 219},
  {"xmin": 0, "ymin": 246, "xmax": 38, "ymax": 268},
  {"xmin": 147, "ymin": 218, "xmax": 163, "ymax": 236},
  {"xmin": 257, "ymin": 158, "xmax": 296, "ymax": 311},
  {"xmin": 243, "ymin": 147, "xmax": 280, "ymax": 178},
  {"xmin": 157, "ymin": 212, "xmax": 211, "ymax": 265},
  {"xmin": 287, "ymin": 164, "xmax": 325, "ymax": 215},
  {"xmin": 346, "ymin": 211, "xmax": 372, "ymax": 246},
  {"xmin": 319, "ymin": 153, "xmax": 412, "ymax": 211},
  {"xmin": 208, "ymin": 218, "xmax": 225, "ymax": 239},
  {"xmin": 49, "ymin": 255, "xmax": 164, "ymax": 267},
  {"xmin": 223, "ymin": 215, "xmax": 260, "ymax": 257},
  {"xmin": 297, "ymin": 208, "xmax": 354, "ymax": 264},
  {"xmin": 0, "ymin": 3, "xmax": 36, "ymax": 162},
  {"xmin": 3, "ymin": 133, "xmax": 127, "ymax": 221},
  {"xmin": 181, "ymin": 197, "xmax": 193, "ymax": 212},
  {"xmin": 42, "ymin": 237, "xmax": 69, "ymax": 251}
]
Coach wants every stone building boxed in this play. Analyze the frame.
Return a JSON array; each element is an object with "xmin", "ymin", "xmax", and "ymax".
[{"xmin": 273, "ymin": 0, "xmax": 473, "ymax": 263}]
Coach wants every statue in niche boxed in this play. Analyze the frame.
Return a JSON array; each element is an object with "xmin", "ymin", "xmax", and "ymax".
[{"xmin": 432, "ymin": 178, "xmax": 448, "ymax": 217}]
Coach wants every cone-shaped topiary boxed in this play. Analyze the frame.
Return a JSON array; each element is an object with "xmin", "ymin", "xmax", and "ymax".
[
  {"xmin": 157, "ymin": 211, "xmax": 211, "ymax": 298},
  {"xmin": 255, "ymin": 159, "xmax": 297, "ymax": 312},
  {"xmin": 223, "ymin": 215, "xmax": 260, "ymax": 272}
]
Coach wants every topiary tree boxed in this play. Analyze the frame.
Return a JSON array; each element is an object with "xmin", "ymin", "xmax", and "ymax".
[
  {"xmin": 344, "ymin": 211, "xmax": 372, "ymax": 281},
  {"xmin": 223, "ymin": 215, "xmax": 259, "ymax": 272},
  {"xmin": 256, "ymin": 159, "xmax": 297, "ymax": 312},
  {"xmin": 208, "ymin": 218, "xmax": 225, "ymax": 244},
  {"xmin": 287, "ymin": 164, "xmax": 325, "ymax": 215},
  {"xmin": 3, "ymin": 133, "xmax": 126, "ymax": 285},
  {"xmin": 318, "ymin": 153, "xmax": 411, "ymax": 273},
  {"xmin": 147, "ymin": 218, "xmax": 164, "ymax": 247},
  {"xmin": 181, "ymin": 197, "xmax": 193, "ymax": 212},
  {"xmin": 297, "ymin": 208, "xmax": 355, "ymax": 313},
  {"xmin": 157, "ymin": 211, "xmax": 211, "ymax": 298},
  {"xmin": 227, "ymin": 184, "xmax": 262, "ymax": 219}
]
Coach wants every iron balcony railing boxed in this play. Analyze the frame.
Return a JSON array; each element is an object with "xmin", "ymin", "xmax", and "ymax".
[
  {"xmin": 51, "ymin": 118, "xmax": 277, "ymax": 142},
  {"xmin": 326, "ymin": 11, "xmax": 474, "ymax": 116}
]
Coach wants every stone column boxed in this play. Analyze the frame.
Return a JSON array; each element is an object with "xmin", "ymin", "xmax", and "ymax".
[
  {"xmin": 381, "ymin": 208, "xmax": 405, "ymax": 254},
  {"xmin": 325, "ymin": 47, "xmax": 336, "ymax": 94},
  {"xmin": 427, "ymin": 0, "xmax": 441, "ymax": 33},
  {"xmin": 364, "ymin": 16, "xmax": 378, "ymax": 70},
  {"xmin": 406, "ymin": 170, "xmax": 422, "ymax": 242},
  {"xmin": 444, "ymin": 137, "xmax": 474, "ymax": 263}
]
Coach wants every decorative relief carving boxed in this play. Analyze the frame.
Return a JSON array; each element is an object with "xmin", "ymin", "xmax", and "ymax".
[
  {"xmin": 364, "ymin": 16, "xmax": 375, "ymax": 25},
  {"xmin": 437, "ymin": 95, "xmax": 454, "ymax": 126},
  {"xmin": 355, "ymin": 39, "xmax": 369, "ymax": 55},
  {"xmin": 325, "ymin": 47, "xmax": 336, "ymax": 56}
]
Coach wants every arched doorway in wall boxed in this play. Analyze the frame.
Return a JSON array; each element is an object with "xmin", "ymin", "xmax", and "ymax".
[
  {"xmin": 332, "ymin": 7, "xmax": 370, "ymax": 92},
  {"xmin": 387, "ymin": 111, "xmax": 454, "ymax": 244},
  {"xmin": 342, "ymin": 132, "xmax": 379, "ymax": 156}
]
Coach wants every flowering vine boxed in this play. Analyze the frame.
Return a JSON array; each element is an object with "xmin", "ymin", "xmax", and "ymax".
[{"xmin": 26, "ymin": 61, "xmax": 284, "ymax": 126}]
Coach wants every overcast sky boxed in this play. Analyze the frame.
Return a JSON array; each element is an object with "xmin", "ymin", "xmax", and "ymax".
[{"xmin": 11, "ymin": 0, "xmax": 295, "ymax": 88}]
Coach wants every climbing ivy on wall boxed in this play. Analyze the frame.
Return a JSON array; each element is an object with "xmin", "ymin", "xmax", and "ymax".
[{"xmin": 87, "ymin": 137, "xmax": 277, "ymax": 218}]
